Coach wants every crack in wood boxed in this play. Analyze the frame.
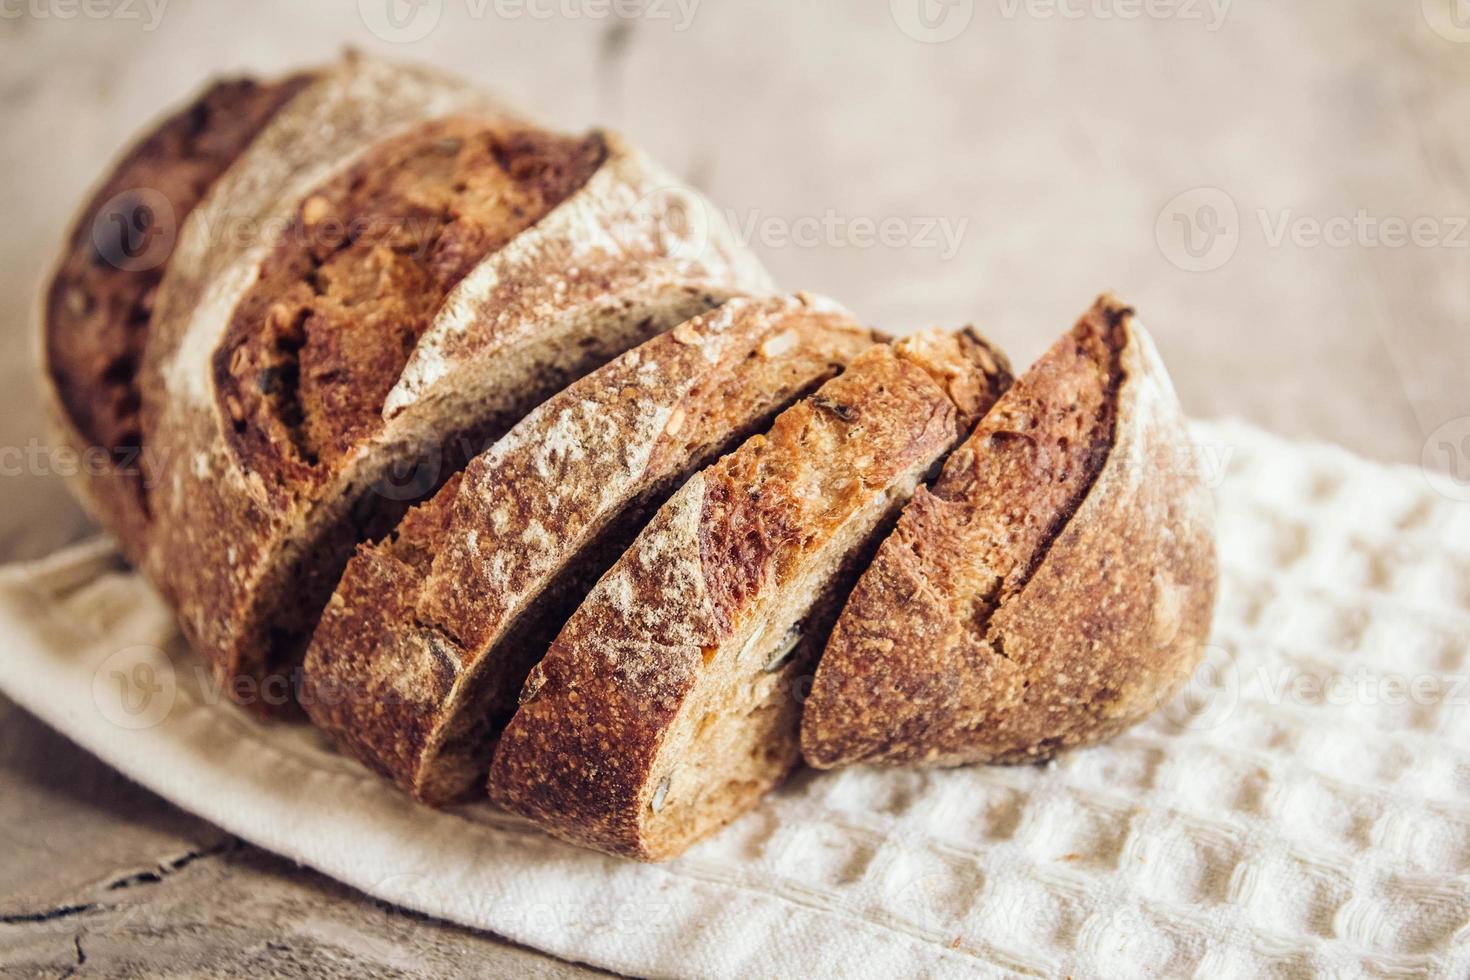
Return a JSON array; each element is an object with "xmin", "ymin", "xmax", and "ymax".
[
  {"xmin": 0, "ymin": 839, "xmax": 236, "ymax": 937},
  {"xmin": 0, "ymin": 903, "xmax": 98, "ymax": 925},
  {"xmin": 56, "ymin": 932, "xmax": 87, "ymax": 979},
  {"xmin": 105, "ymin": 838, "xmax": 237, "ymax": 892}
]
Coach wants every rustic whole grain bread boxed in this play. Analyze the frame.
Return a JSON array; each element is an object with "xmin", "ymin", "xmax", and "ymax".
[
  {"xmin": 801, "ymin": 295, "xmax": 1217, "ymax": 768},
  {"xmin": 301, "ymin": 294, "xmax": 879, "ymax": 804},
  {"xmin": 41, "ymin": 72, "xmax": 311, "ymax": 565},
  {"xmin": 213, "ymin": 115, "xmax": 607, "ymax": 479},
  {"xmin": 488, "ymin": 330, "xmax": 1013, "ymax": 860},
  {"xmin": 42, "ymin": 54, "xmax": 771, "ymax": 711}
]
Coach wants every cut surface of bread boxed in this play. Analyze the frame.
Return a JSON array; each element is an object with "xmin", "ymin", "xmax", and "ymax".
[
  {"xmin": 302, "ymin": 294, "xmax": 879, "ymax": 804},
  {"xmin": 214, "ymin": 117, "xmax": 606, "ymax": 478},
  {"xmin": 801, "ymin": 295, "xmax": 1218, "ymax": 768},
  {"xmin": 42, "ymin": 72, "xmax": 310, "ymax": 561},
  {"xmin": 488, "ymin": 329, "xmax": 1012, "ymax": 860},
  {"xmin": 118, "ymin": 56, "xmax": 771, "ymax": 710}
]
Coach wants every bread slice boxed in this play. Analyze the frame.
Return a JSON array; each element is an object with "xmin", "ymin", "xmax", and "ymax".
[
  {"xmin": 301, "ymin": 294, "xmax": 878, "ymax": 804},
  {"xmin": 123, "ymin": 55, "xmax": 770, "ymax": 710},
  {"xmin": 39, "ymin": 72, "xmax": 312, "ymax": 567},
  {"xmin": 212, "ymin": 116, "xmax": 607, "ymax": 480},
  {"xmin": 801, "ymin": 295, "xmax": 1217, "ymax": 768},
  {"xmin": 488, "ymin": 330, "xmax": 1012, "ymax": 860}
]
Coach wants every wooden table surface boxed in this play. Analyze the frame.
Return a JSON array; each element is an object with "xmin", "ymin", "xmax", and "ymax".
[{"xmin": 2, "ymin": 1, "xmax": 1466, "ymax": 975}]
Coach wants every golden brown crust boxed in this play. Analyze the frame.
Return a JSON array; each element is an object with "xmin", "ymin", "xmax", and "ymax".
[
  {"xmin": 801, "ymin": 295, "xmax": 1217, "ymax": 768},
  {"xmin": 41, "ymin": 73, "xmax": 310, "ymax": 562},
  {"xmin": 300, "ymin": 295, "xmax": 878, "ymax": 804},
  {"xmin": 117, "ymin": 56, "xmax": 770, "ymax": 711},
  {"xmin": 214, "ymin": 118, "xmax": 605, "ymax": 483},
  {"xmin": 488, "ymin": 330, "xmax": 1012, "ymax": 860}
]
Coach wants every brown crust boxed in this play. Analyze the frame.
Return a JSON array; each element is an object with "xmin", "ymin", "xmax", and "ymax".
[
  {"xmin": 114, "ymin": 56, "xmax": 771, "ymax": 712},
  {"xmin": 488, "ymin": 330, "xmax": 1012, "ymax": 860},
  {"xmin": 801, "ymin": 295, "xmax": 1218, "ymax": 768},
  {"xmin": 41, "ymin": 73, "xmax": 310, "ymax": 562},
  {"xmin": 301, "ymin": 295, "xmax": 878, "ymax": 804},
  {"xmin": 213, "ymin": 117, "xmax": 605, "ymax": 484}
]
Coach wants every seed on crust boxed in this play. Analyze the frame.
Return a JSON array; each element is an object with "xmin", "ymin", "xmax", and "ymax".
[
  {"xmin": 650, "ymin": 775, "xmax": 671, "ymax": 813},
  {"xmin": 301, "ymin": 194, "xmax": 330, "ymax": 226},
  {"xmin": 672, "ymin": 320, "xmax": 702, "ymax": 345}
]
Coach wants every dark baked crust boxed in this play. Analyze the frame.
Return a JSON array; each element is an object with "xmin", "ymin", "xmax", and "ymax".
[
  {"xmin": 43, "ymin": 73, "xmax": 309, "ymax": 559},
  {"xmin": 488, "ymin": 330, "xmax": 1012, "ymax": 860},
  {"xmin": 114, "ymin": 57, "xmax": 771, "ymax": 712},
  {"xmin": 801, "ymin": 295, "xmax": 1217, "ymax": 768},
  {"xmin": 214, "ymin": 118, "xmax": 605, "ymax": 485},
  {"xmin": 301, "ymin": 295, "xmax": 879, "ymax": 804}
]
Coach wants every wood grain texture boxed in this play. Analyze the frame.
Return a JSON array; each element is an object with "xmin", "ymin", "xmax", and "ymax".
[
  {"xmin": 0, "ymin": 694, "xmax": 612, "ymax": 978},
  {"xmin": 2, "ymin": 0, "xmax": 1467, "ymax": 974}
]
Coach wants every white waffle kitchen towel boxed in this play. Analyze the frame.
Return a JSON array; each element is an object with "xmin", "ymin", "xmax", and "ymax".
[{"xmin": 3, "ymin": 419, "xmax": 1469, "ymax": 979}]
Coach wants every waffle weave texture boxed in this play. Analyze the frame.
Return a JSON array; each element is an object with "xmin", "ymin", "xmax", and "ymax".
[{"xmin": 2, "ymin": 418, "xmax": 1468, "ymax": 979}]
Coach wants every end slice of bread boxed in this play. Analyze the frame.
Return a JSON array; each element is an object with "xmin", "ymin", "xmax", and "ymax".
[
  {"xmin": 488, "ymin": 329, "xmax": 1012, "ymax": 860},
  {"xmin": 801, "ymin": 294, "xmax": 1218, "ymax": 768},
  {"xmin": 39, "ymin": 72, "xmax": 312, "ymax": 568},
  {"xmin": 302, "ymin": 294, "xmax": 879, "ymax": 804}
]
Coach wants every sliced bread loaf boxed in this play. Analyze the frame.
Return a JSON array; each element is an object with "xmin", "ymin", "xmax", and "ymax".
[
  {"xmin": 116, "ymin": 55, "xmax": 769, "ymax": 710},
  {"xmin": 302, "ymin": 294, "xmax": 878, "ymax": 804},
  {"xmin": 488, "ymin": 329, "xmax": 1012, "ymax": 860},
  {"xmin": 801, "ymin": 295, "xmax": 1217, "ymax": 768}
]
